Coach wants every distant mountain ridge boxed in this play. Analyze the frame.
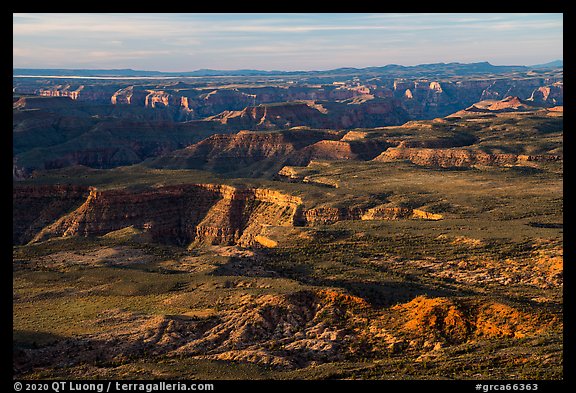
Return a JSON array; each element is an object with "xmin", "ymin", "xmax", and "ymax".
[
  {"xmin": 13, "ymin": 61, "xmax": 561, "ymax": 79},
  {"xmin": 530, "ymin": 60, "xmax": 563, "ymax": 69}
]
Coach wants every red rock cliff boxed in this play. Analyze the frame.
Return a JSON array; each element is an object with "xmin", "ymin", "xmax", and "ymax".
[{"xmin": 16, "ymin": 184, "xmax": 303, "ymax": 247}]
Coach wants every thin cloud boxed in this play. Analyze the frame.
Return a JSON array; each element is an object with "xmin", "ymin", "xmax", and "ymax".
[{"xmin": 13, "ymin": 13, "xmax": 563, "ymax": 71}]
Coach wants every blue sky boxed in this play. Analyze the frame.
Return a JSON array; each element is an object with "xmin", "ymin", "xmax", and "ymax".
[{"xmin": 13, "ymin": 13, "xmax": 563, "ymax": 71}]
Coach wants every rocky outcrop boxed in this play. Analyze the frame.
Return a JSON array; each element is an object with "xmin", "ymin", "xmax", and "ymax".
[
  {"xmin": 392, "ymin": 295, "xmax": 559, "ymax": 342},
  {"xmin": 150, "ymin": 130, "xmax": 344, "ymax": 174},
  {"xmin": 14, "ymin": 117, "xmax": 231, "ymax": 174},
  {"xmin": 38, "ymin": 85, "xmax": 84, "ymax": 100},
  {"xmin": 111, "ymin": 86, "xmax": 132, "ymax": 105},
  {"xmin": 14, "ymin": 289, "xmax": 559, "ymax": 374},
  {"xmin": 195, "ymin": 89, "xmax": 257, "ymax": 117},
  {"xmin": 13, "ymin": 96, "xmax": 79, "ymax": 112},
  {"xmin": 12, "ymin": 185, "xmax": 92, "ymax": 245},
  {"xmin": 206, "ymin": 97, "xmax": 410, "ymax": 131},
  {"xmin": 14, "ymin": 182, "xmax": 447, "ymax": 247},
  {"xmin": 373, "ymin": 147, "xmax": 561, "ymax": 168},
  {"xmin": 152, "ymin": 129, "xmax": 396, "ymax": 175},
  {"xmin": 193, "ymin": 187, "xmax": 304, "ymax": 247},
  {"xmin": 37, "ymin": 84, "xmax": 121, "ymax": 104},
  {"xmin": 110, "ymin": 86, "xmax": 148, "ymax": 106},
  {"xmin": 277, "ymin": 166, "xmax": 305, "ymax": 181},
  {"xmin": 340, "ymin": 130, "xmax": 370, "ymax": 141},
  {"xmin": 208, "ymin": 102, "xmax": 329, "ymax": 130},
  {"xmin": 15, "ymin": 184, "xmax": 303, "ymax": 247},
  {"xmin": 360, "ymin": 206, "xmax": 413, "ymax": 220},
  {"xmin": 174, "ymin": 289, "xmax": 370, "ymax": 367},
  {"xmin": 326, "ymin": 98, "xmax": 410, "ymax": 128},
  {"xmin": 411, "ymin": 209, "xmax": 443, "ymax": 220},
  {"xmin": 14, "ymin": 73, "xmax": 563, "ymax": 123},
  {"xmin": 485, "ymin": 96, "xmax": 531, "ymax": 111},
  {"xmin": 139, "ymin": 90, "xmax": 195, "ymax": 121},
  {"xmin": 144, "ymin": 90, "xmax": 178, "ymax": 109},
  {"xmin": 305, "ymin": 206, "xmax": 442, "ymax": 225},
  {"xmin": 391, "ymin": 78, "xmax": 563, "ymax": 119},
  {"xmin": 528, "ymin": 83, "xmax": 563, "ymax": 106},
  {"xmin": 460, "ymin": 96, "xmax": 544, "ymax": 114},
  {"xmin": 13, "ymin": 289, "xmax": 373, "ymax": 372},
  {"xmin": 304, "ymin": 207, "xmax": 364, "ymax": 224},
  {"xmin": 297, "ymin": 140, "xmax": 357, "ymax": 161},
  {"xmin": 289, "ymin": 139, "xmax": 394, "ymax": 165}
]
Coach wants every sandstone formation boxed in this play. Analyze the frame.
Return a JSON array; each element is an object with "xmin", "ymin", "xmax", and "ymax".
[
  {"xmin": 150, "ymin": 129, "xmax": 343, "ymax": 174},
  {"xmin": 486, "ymin": 96, "xmax": 531, "ymax": 111},
  {"xmin": 206, "ymin": 98, "xmax": 410, "ymax": 131},
  {"xmin": 13, "ymin": 113, "xmax": 231, "ymax": 175},
  {"xmin": 14, "ymin": 74, "xmax": 563, "ymax": 177},
  {"xmin": 305, "ymin": 206, "xmax": 442, "ymax": 225},
  {"xmin": 12, "ymin": 63, "xmax": 564, "ymax": 379},
  {"xmin": 15, "ymin": 184, "xmax": 302, "ymax": 248},
  {"xmin": 289, "ymin": 139, "xmax": 393, "ymax": 165},
  {"xmin": 458, "ymin": 96, "xmax": 544, "ymax": 114},
  {"xmin": 13, "ymin": 185, "xmax": 91, "ymax": 245},
  {"xmin": 36, "ymin": 84, "xmax": 121, "ymax": 104},
  {"xmin": 14, "ymin": 289, "xmax": 559, "ymax": 374},
  {"xmin": 14, "ymin": 182, "xmax": 448, "ymax": 248},
  {"xmin": 149, "ymin": 129, "xmax": 397, "ymax": 175},
  {"xmin": 14, "ymin": 70, "xmax": 563, "ymax": 124},
  {"xmin": 391, "ymin": 296, "xmax": 559, "ymax": 342},
  {"xmin": 528, "ymin": 83, "xmax": 563, "ymax": 106}
]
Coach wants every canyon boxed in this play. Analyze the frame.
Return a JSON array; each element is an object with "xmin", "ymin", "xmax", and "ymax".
[
  {"xmin": 13, "ymin": 63, "xmax": 562, "ymax": 177},
  {"xmin": 15, "ymin": 184, "xmax": 302, "ymax": 247},
  {"xmin": 13, "ymin": 62, "xmax": 563, "ymax": 380},
  {"xmin": 14, "ymin": 182, "xmax": 448, "ymax": 248},
  {"xmin": 14, "ymin": 69, "xmax": 562, "ymax": 124}
]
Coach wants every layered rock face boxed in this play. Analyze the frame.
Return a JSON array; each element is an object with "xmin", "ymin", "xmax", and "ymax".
[
  {"xmin": 15, "ymin": 76, "xmax": 562, "ymax": 122},
  {"xmin": 16, "ymin": 84, "xmax": 362, "ymax": 123},
  {"xmin": 14, "ymin": 183, "xmax": 445, "ymax": 247},
  {"xmin": 15, "ymin": 184, "xmax": 303, "ymax": 247},
  {"xmin": 13, "ymin": 96, "xmax": 78, "ymax": 111},
  {"xmin": 111, "ymin": 86, "xmax": 146, "ymax": 106},
  {"xmin": 288, "ymin": 139, "xmax": 394, "ymax": 165},
  {"xmin": 13, "ymin": 114, "xmax": 230, "ymax": 175},
  {"xmin": 485, "ymin": 96, "xmax": 531, "ymax": 111},
  {"xmin": 38, "ymin": 84, "xmax": 121, "ymax": 104},
  {"xmin": 15, "ymin": 289, "xmax": 558, "ymax": 373},
  {"xmin": 458, "ymin": 96, "xmax": 546, "ymax": 114},
  {"xmin": 208, "ymin": 102, "xmax": 326, "ymax": 130},
  {"xmin": 14, "ymin": 77, "xmax": 563, "ymax": 178},
  {"xmin": 392, "ymin": 78, "xmax": 563, "ymax": 118},
  {"xmin": 151, "ymin": 128, "xmax": 402, "ymax": 174},
  {"xmin": 38, "ymin": 85, "xmax": 85, "ymax": 100},
  {"xmin": 529, "ymin": 83, "xmax": 563, "ymax": 105},
  {"xmin": 13, "ymin": 185, "xmax": 91, "ymax": 245},
  {"xmin": 206, "ymin": 98, "xmax": 411, "ymax": 131},
  {"xmin": 374, "ymin": 147, "xmax": 561, "ymax": 168},
  {"xmin": 150, "ymin": 130, "xmax": 346, "ymax": 173},
  {"xmin": 156, "ymin": 88, "xmax": 253, "ymax": 119},
  {"xmin": 304, "ymin": 206, "xmax": 442, "ymax": 225}
]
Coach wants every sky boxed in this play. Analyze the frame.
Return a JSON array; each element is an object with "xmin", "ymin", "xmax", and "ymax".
[{"xmin": 13, "ymin": 13, "xmax": 563, "ymax": 72}]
